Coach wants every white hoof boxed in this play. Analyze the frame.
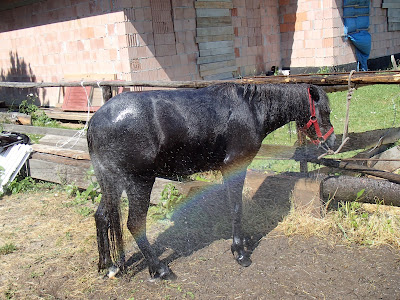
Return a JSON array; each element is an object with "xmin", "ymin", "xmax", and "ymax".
[{"xmin": 107, "ymin": 265, "xmax": 120, "ymax": 279}]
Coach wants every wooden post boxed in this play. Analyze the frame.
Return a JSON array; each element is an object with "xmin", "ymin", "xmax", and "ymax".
[
  {"xmin": 102, "ymin": 85, "xmax": 112, "ymax": 102},
  {"xmin": 297, "ymin": 126, "xmax": 308, "ymax": 173}
]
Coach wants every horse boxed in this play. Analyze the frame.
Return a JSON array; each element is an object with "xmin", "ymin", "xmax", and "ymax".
[{"xmin": 86, "ymin": 83, "xmax": 335, "ymax": 279}]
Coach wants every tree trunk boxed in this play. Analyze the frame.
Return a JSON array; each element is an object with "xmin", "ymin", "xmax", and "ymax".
[{"xmin": 321, "ymin": 175, "xmax": 400, "ymax": 207}]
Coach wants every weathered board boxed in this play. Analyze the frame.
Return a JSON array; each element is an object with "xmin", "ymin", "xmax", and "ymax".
[{"xmin": 195, "ymin": 0, "xmax": 236, "ymax": 80}]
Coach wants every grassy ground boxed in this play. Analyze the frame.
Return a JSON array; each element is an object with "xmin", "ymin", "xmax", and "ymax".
[{"xmin": 250, "ymin": 84, "xmax": 400, "ymax": 171}]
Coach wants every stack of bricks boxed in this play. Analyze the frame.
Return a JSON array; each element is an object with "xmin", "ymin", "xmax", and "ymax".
[
  {"xmin": 279, "ymin": 0, "xmax": 356, "ymax": 70},
  {"xmin": 120, "ymin": 0, "xmax": 200, "ymax": 83},
  {"xmin": 232, "ymin": 0, "xmax": 281, "ymax": 76},
  {"xmin": 370, "ymin": 0, "xmax": 400, "ymax": 60}
]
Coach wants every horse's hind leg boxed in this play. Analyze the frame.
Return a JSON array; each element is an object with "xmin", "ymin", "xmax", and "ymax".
[
  {"xmin": 94, "ymin": 174, "xmax": 124, "ymax": 274},
  {"xmin": 125, "ymin": 176, "xmax": 171, "ymax": 279}
]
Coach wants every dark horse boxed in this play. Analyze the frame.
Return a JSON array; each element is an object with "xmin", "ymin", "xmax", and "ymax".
[{"xmin": 87, "ymin": 83, "xmax": 335, "ymax": 279}]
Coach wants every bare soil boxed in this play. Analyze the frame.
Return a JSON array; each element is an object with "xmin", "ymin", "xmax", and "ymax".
[{"xmin": 1, "ymin": 176, "xmax": 400, "ymax": 300}]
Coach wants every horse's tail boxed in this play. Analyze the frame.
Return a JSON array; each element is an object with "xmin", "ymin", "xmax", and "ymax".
[
  {"xmin": 92, "ymin": 158, "xmax": 125, "ymax": 271},
  {"xmin": 106, "ymin": 196, "xmax": 125, "ymax": 268}
]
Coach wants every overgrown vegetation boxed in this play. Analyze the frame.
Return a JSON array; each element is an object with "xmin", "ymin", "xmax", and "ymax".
[
  {"xmin": 18, "ymin": 94, "xmax": 59, "ymax": 127},
  {"xmin": 0, "ymin": 243, "xmax": 17, "ymax": 256},
  {"xmin": 278, "ymin": 192, "xmax": 400, "ymax": 248},
  {"xmin": 5, "ymin": 175, "xmax": 55, "ymax": 194},
  {"xmin": 63, "ymin": 168, "xmax": 102, "ymax": 217},
  {"xmin": 149, "ymin": 183, "xmax": 184, "ymax": 220}
]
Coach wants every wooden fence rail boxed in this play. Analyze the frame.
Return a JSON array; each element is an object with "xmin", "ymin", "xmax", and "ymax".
[{"xmin": 0, "ymin": 71, "xmax": 399, "ymax": 89}]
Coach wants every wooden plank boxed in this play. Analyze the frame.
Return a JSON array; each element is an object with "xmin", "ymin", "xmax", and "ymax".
[
  {"xmin": 196, "ymin": 26, "xmax": 234, "ymax": 36},
  {"xmin": 199, "ymin": 60, "xmax": 235, "ymax": 72},
  {"xmin": 29, "ymin": 154, "xmax": 92, "ymax": 189},
  {"xmin": 197, "ymin": 16, "xmax": 232, "ymax": 28},
  {"xmin": 200, "ymin": 65, "xmax": 237, "ymax": 77},
  {"xmin": 198, "ymin": 40, "xmax": 234, "ymax": 50},
  {"xmin": 41, "ymin": 108, "xmax": 94, "ymax": 122},
  {"xmin": 1, "ymin": 124, "xmax": 84, "ymax": 137},
  {"xmin": 388, "ymin": 22, "xmax": 400, "ymax": 31},
  {"xmin": 31, "ymin": 144, "xmax": 90, "ymax": 160},
  {"xmin": 203, "ymin": 72, "xmax": 234, "ymax": 80},
  {"xmin": 199, "ymin": 47, "xmax": 234, "ymax": 57},
  {"xmin": 196, "ymin": 8, "xmax": 231, "ymax": 17},
  {"xmin": 197, "ymin": 53, "xmax": 235, "ymax": 64},
  {"xmin": 382, "ymin": 3, "xmax": 400, "ymax": 8},
  {"xmin": 38, "ymin": 134, "xmax": 88, "ymax": 152},
  {"xmin": 195, "ymin": 1, "xmax": 233, "ymax": 9},
  {"xmin": 195, "ymin": 34, "xmax": 234, "ymax": 43},
  {"xmin": 388, "ymin": 8, "xmax": 400, "ymax": 17}
]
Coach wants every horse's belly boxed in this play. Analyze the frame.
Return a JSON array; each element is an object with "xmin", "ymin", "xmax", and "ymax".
[{"xmin": 154, "ymin": 147, "xmax": 225, "ymax": 177}]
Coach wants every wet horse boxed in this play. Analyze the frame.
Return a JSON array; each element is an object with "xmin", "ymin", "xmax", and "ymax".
[{"xmin": 87, "ymin": 83, "xmax": 335, "ymax": 279}]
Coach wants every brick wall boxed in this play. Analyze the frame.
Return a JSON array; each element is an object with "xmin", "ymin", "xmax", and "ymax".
[
  {"xmin": 370, "ymin": 0, "xmax": 400, "ymax": 61},
  {"xmin": 232, "ymin": 0, "xmax": 281, "ymax": 76},
  {"xmin": 0, "ymin": 0, "xmax": 200, "ymax": 106},
  {"xmin": 279, "ymin": 0, "xmax": 400, "ymax": 71}
]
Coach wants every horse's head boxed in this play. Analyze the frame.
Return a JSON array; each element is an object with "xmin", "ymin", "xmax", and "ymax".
[{"xmin": 298, "ymin": 85, "xmax": 336, "ymax": 149}]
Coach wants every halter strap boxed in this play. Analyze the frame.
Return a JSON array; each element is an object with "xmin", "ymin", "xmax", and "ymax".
[{"xmin": 301, "ymin": 88, "xmax": 334, "ymax": 145}]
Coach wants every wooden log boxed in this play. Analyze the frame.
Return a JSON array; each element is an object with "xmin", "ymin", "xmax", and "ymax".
[
  {"xmin": 322, "ymin": 175, "xmax": 400, "ymax": 207},
  {"xmin": 0, "ymin": 71, "xmax": 399, "ymax": 89},
  {"xmin": 310, "ymin": 157, "xmax": 400, "ymax": 184}
]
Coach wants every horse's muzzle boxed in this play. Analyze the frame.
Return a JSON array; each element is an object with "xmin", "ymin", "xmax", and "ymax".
[{"xmin": 322, "ymin": 132, "xmax": 336, "ymax": 149}]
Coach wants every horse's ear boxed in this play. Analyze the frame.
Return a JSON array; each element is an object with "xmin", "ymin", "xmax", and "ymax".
[{"xmin": 309, "ymin": 85, "xmax": 320, "ymax": 102}]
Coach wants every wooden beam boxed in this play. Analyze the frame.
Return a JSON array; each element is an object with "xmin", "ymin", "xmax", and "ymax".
[{"xmin": 0, "ymin": 71, "xmax": 399, "ymax": 89}]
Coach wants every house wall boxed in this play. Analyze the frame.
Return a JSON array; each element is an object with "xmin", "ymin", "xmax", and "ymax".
[
  {"xmin": 0, "ymin": 0, "xmax": 201, "ymax": 106},
  {"xmin": 370, "ymin": 0, "xmax": 400, "ymax": 62},
  {"xmin": 279, "ymin": 0, "xmax": 400, "ymax": 71},
  {"xmin": 232, "ymin": 0, "xmax": 281, "ymax": 76}
]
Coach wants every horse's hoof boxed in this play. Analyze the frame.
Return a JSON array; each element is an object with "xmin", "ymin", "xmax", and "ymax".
[
  {"xmin": 149, "ymin": 263, "xmax": 173, "ymax": 281},
  {"xmin": 106, "ymin": 265, "xmax": 120, "ymax": 279},
  {"xmin": 236, "ymin": 254, "xmax": 252, "ymax": 267}
]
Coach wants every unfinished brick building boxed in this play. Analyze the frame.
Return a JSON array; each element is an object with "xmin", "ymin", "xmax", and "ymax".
[{"xmin": 0, "ymin": 0, "xmax": 399, "ymax": 107}]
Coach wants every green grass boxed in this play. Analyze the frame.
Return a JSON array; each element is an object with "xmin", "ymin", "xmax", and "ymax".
[
  {"xmin": 0, "ymin": 243, "xmax": 18, "ymax": 255},
  {"xmin": 250, "ymin": 84, "xmax": 400, "ymax": 172}
]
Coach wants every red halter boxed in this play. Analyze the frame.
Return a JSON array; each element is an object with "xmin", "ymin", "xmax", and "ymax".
[{"xmin": 301, "ymin": 88, "xmax": 334, "ymax": 145}]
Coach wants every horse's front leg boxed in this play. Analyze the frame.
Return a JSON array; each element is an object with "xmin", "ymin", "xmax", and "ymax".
[
  {"xmin": 126, "ymin": 176, "xmax": 172, "ymax": 279},
  {"xmin": 222, "ymin": 168, "xmax": 252, "ymax": 267}
]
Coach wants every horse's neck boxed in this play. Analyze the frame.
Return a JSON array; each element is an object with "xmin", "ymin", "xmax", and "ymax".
[{"xmin": 261, "ymin": 89, "xmax": 304, "ymax": 136}]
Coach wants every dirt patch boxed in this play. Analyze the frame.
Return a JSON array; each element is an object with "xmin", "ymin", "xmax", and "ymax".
[{"xmin": 1, "ymin": 179, "xmax": 400, "ymax": 299}]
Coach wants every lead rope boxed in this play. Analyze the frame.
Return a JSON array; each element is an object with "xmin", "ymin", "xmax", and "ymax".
[
  {"xmin": 56, "ymin": 80, "xmax": 95, "ymax": 149},
  {"xmin": 317, "ymin": 70, "xmax": 355, "ymax": 159}
]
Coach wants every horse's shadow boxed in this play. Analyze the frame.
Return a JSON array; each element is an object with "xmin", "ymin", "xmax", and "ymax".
[{"xmin": 124, "ymin": 172, "xmax": 297, "ymax": 277}]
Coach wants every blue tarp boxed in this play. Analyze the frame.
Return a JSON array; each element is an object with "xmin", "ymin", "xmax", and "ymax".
[
  {"xmin": 347, "ymin": 30, "xmax": 371, "ymax": 71},
  {"xmin": 343, "ymin": 0, "xmax": 371, "ymax": 71}
]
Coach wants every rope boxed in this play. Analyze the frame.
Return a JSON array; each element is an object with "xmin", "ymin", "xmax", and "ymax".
[
  {"xmin": 56, "ymin": 81, "xmax": 92, "ymax": 149},
  {"xmin": 317, "ymin": 71, "xmax": 355, "ymax": 159}
]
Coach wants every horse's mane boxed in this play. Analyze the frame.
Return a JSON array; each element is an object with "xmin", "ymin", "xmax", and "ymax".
[{"xmin": 209, "ymin": 82, "xmax": 330, "ymax": 117}]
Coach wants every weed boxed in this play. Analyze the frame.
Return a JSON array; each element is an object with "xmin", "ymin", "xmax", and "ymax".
[
  {"xmin": 6, "ymin": 176, "xmax": 36, "ymax": 194},
  {"xmin": 4, "ymin": 286, "xmax": 16, "ymax": 299},
  {"xmin": 76, "ymin": 206, "xmax": 94, "ymax": 217},
  {"xmin": 0, "ymin": 243, "xmax": 18, "ymax": 255},
  {"xmin": 149, "ymin": 183, "xmax": 184, "ymax": 220}
]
